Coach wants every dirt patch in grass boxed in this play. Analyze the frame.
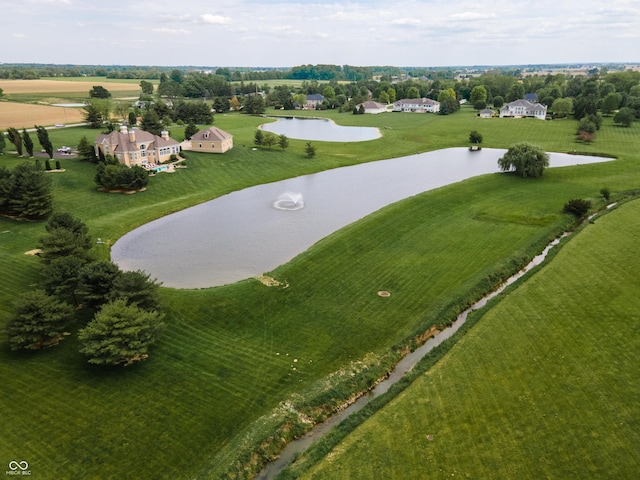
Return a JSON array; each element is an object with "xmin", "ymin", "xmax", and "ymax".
[{"xmin": 256, "ymin": 275, "xmax": 289, "ymax": 288}]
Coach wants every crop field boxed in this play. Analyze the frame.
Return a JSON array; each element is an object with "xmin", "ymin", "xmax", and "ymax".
[
  {"xmin": 292, "ymin": 200, "xmax": 640, "ymax": 480},
  {"xmin": 0, "ymin": 106, "xmax": 639, "ymax": 479},
  {"xmin": 0, "ymin": 79, "xmax": 142, "ymax": 94},
  {"xmin": 0, "ymin": 102, "xmax": 85, "ymax": 129}
]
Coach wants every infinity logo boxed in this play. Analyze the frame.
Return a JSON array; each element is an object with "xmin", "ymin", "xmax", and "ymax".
[{"xmin": 8, "ymin": 461, "xmax": 29, "ymax": 471}]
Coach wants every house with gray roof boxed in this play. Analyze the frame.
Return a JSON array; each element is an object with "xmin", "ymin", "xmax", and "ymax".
[
  {"xmin": 94, "ymin": 125, "xmax": 180, "ymax": 167},
  {"xmin": 305, "ymin": 94, "xmax": 325, "ymax": 109},
  {"xmin": 499, "ymin": 99, "xmax": 547, "ymax": 120},
  {"xmin": 393, "ymin": 98, "xmax": 440, "ymax": 113}
]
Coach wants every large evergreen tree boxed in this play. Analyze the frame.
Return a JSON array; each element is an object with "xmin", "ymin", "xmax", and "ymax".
[
  {"xmin": 6, "ymin": 289, "xmax": 74, "ymax": 350},
  {"xmin": 8, "ymin": 162, "xmax": 53, "ymax": 219},
  {"xmin": 107, "ymin": 270, "xmax": 162, "ymax": 311},
  {"xmin": 78, "ymin": 299, "xmax": 164, "ymax": 366},
  {"xmin": 140, "ymin": 110, "xmax": 163, "ymax": 136},
  {"xmin": 6, "ymin": 128, "xmax": 23, "ymax": 156},
  {"xmin": 22, "ymin": 128, "xmax": 34, "ymax": 157},
  {"xmin": 35, "ymin": 125, "xmax": 53, "ymax": 159},
  {"xmin": 39, "ymin": 212, "xmax": 92, "ymax": 263},
  {"xmin": 76, "ymin": 261, "xmax": 122, "ymax": 308}
]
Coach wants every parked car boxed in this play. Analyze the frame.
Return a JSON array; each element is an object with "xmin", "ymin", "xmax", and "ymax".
[{"xmin": 57, "ymin": 146, "xmax": 72, "ymax": 154}]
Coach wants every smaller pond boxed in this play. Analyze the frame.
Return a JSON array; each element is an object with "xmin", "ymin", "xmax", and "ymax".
[
  {"xmin": 51, "ymin": 103, "xmax": 86, "ymax": 107},
  {"xmin": 260, "ymin": 117, "xmax": 381, "ymax": 142}
]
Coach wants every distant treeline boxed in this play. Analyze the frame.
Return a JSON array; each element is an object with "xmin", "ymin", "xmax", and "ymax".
[{"xmin": 0, "ymin": 63, "xmax": 511, "ymax": 82}]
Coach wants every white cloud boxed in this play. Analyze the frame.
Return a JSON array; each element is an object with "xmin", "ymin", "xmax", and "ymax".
[
  {"xmin": 13, "ymin": 33, "xmax": 27, "ymax": 39},
  {"xmin": 392, "ymin": 18, "xmax": 422, "ymax": 27},
  {"xmin": 151, "ymin": 28, "xmax": 191, "ymax": 35},
  {"xmin": 200, "ymin": 14, "xmax": 232, "ymax": 25}
]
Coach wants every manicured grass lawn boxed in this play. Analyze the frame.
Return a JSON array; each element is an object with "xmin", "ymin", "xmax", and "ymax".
[
  {"xmin": 1, "ymin": 106, "xmax": 639, "ymax": 478},
  {"xmin": 295, "ymin": 199, "xmax": 640, "ymax": 480}
]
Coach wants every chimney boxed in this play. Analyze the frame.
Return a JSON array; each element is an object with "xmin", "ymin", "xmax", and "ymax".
[
  {"xmin": 119, "ymin": 124, "xmax": 128, "ymax": 134},
  {"xmin": 128, "ymin": 129, "xmax": 135, "ymax": 143},
  {"xmin": 161, "ymin": 130, "xmax": 169, "ymax": 140}
]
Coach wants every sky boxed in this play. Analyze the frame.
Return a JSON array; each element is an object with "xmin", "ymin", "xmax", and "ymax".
[{"xmin": 3, "ymin": 0, "xmax": 640, "ymax": 68}]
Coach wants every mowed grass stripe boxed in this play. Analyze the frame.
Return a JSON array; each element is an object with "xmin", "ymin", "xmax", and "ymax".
[{"xmin": 297, "ymin": 200, "xmax": 640, "ymax": 480}]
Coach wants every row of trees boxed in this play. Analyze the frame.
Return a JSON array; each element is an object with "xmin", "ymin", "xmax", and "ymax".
[
  {"xmin": 3, "ymin": 126, "xmax": 54, "ymax": 159},
  {"xmin": 6, "ymin": 212, "xmax": 164, "ymax": 366}
]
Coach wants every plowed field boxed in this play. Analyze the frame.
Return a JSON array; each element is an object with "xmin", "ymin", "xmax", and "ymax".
[{"xmin": 0, "ymin": 79, "xmax": 139, "ymax": 94}]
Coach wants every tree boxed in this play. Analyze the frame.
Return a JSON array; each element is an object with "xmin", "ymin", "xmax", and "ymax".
[
  {"xmin": 0, "ymin": 130, "xmax": 5, "ymax": 155},
  {"xmin": 230, "ymin": 96, "xmax": 242, "ymax": 111},
  {"xmin": 469, "ymin": 85, "xmax": 488, "ymax": 107},
  {"xmin": 563, "ymin": 198, "xmax": 591, "ymax": 218},
  {"xmin": 78, "ymin": 299, "xmax": 164, "ymax": 366},
  {"xmin": 262, "ymin": 132, "xmax": 277, "ymax": 149},
  {"xmin": 278, "ymin": 134, "xmax": 289, "ymax": 151},
  {"xmin": 254, "ymin": 129, "xmax": 264, "ymax": 146},
  {"xmin": 7, "ymin": 127, "xmax": 23, "ymax": 156},
  {"xmin": 41, "ymin": 255, "xmax": 87, "ymax": 305},
  {"xmin": 305, "ymin": 142, "xmax": 316, "ymax": 159},
  {"xmin": 600, "ymin": 187, "xmax": 611, "ymax": 202},
  {"xmin": 77, "ymin": 261, "xmax": 122, "ymax": 308},
  {"xmin": 7, "ymin": 162, "xmax": 53, "ymax": 218},
  {"xmin": 39, "ymin": 212, "xmax": 92, "ymax": 264},
  {"xmin": 128, "ymin": 111, "xmax": 137, "ymax": 127},
  {"xmin": 498, "ymin": 143, "xmax": 549, "ymax": 178},
  {"xmin": 77, "ymin": 135, "xmax": 97, "ymax": 162},
  {"xmin": 88, "ymin": 85, "xmax": 111, "ymax": 98},
  {"xmin": 406, "ymin": 86, "xmax": 420, "ymax": 99},
  {"xmin": 35, "ymin": 125, "xmax": 53, "ymax": 159},
  {"xmin": 601, "ymin": 92, "xmax": 622, "ymax": 116},
  {"xmin": 6, "ymin": 289, "xmax": 74, "ymax": 350},
  {"xmin": 184, "ymin": 122, "xmax": 198, "ymax": 140},
  {"xmin": 577, "ymin": 117, "xmax": 596, "ymax": 135},
  {"xmin": 492, "ymin": 96, "xmax": 504, "ymax": 109},
  {"xmin": 469, "ymin": 131, "xmax": 483, "ymax": 144},
  {"xmin": 22, "ymin": 129, "xmax": 34, "ymax": 157},
  {"xmin": 243, "ymin": 94, "xmax": 266, "ymax": 114},
  {"xmin": 550, "ymin": 98, "xmax": 573, "ymax": 117},
  {"xmin": 140, "ymin": 110, "xmax": 163, "ymax": 136},
  {"xmin": 107, "ymin": 270, "xmax": 162, "ymax": 311},
  {"xmin": 140, "ymin": 80, "xmax": 154, "ymax": 95},
  {"xmin": 506, "ymin": 83, "xmax": 525, "ymax": 102},
  {"xmin": 613, "ymin": 107, "xmax": 635, "ymax": 127},
  {"xmin": 83, "ymin": 101, "xmax": 104, "ymax": 128}
]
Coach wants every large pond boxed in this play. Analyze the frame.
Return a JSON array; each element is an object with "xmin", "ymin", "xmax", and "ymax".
[
  {"xmin": 259, "ymin": 116, "xmax": 381, "ymax": 142},
  {"xmin": 111, "ymin": 148, "xmax": 609, "ymax": 289}
]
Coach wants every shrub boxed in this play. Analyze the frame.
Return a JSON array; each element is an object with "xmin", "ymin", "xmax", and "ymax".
[
  {"xmin": 498, "ymin": 143, "xmax": 549, "ymax": 178},
  {"xmin": 600, "ymin": 187, "xmax": 611, "ymax": 201},
  {"xmin": 563, "ymin": 198, "xmax": 591, "ymax": 218}
]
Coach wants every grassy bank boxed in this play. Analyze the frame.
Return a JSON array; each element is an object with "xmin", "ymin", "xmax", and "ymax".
[
  {"xmin": 292, "ymin": 199, "xmax": 640, "ymax": 479},
  {"xmin": 1, "ymin": 107, "xmax": 639, "ymax": 478}
]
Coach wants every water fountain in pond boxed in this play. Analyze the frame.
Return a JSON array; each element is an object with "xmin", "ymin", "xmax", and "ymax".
[{"xmin": 273, "ymin": 192, "xmax": 304, "ymax": 211}]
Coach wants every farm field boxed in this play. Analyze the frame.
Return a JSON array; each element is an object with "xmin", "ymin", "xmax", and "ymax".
[
  {"xmin": 291, "ymin": 199, "xmax": 640, "ymax": 480},
  {"xmin": 0, "ymin": 102, "xmax": 85, "ymax": 129},
  {"xmin": 1, "ymin": 106, "xmax": 639, "ymax": 479},
  {"xmin": 0, "ymin": 78, "xmax": 143, "ymax": 94}
]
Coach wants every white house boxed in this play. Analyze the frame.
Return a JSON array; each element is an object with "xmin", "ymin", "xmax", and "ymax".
[
  {"xmin": 393, "ymin": 98, "xmax": 440, "ymax": 113},
  {"xmin": 356, "ymin": 101, "xmax": 388, "ymax": 114},
  {"xmin": 305, "ymin": 94, "xmax": 325, "ymax": 109},
  {"xmin": 479, "ymin": 108, "xmax": 494, "ymax": 118},
  {"xmin": 499, "ymin": 99, "xmax": 547, "ymax": 120}
]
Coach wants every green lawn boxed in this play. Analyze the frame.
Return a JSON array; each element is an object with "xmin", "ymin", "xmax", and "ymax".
[
  {"xmin": 1, "ymin": 107, "xmax": 639, "ymax": 478},
  {"xmin": 293, "ymin": 199, "xmax": 640, "ymax": 480}
]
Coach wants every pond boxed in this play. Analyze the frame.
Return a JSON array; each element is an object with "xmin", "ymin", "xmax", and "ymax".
[
  {"xmin": 259, "ymin": 116, "xmax": 381, "ymax": 142},
  {"xmin": 111, "ymin": 148, "xmax": 610, "ymax": 289}
]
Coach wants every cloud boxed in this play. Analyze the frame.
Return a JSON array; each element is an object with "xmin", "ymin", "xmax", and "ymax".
[
  {"xmin": 449, "ymin": 12, "xmax": 496, "ymax": 21},
  {"xmin": 151, "ymin": 28, "xmax": 191, "ymax": 35},
  {"xmin": 199, "ymin": 14, "xmax": 232, "ymax": 25},
  {"xmin": 13, "ymin": 33, "xmax": 27, "ymax": 39},
  {"xmin": 392, "ymin": 18, "xmax": 422, "ymax": 27}
]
